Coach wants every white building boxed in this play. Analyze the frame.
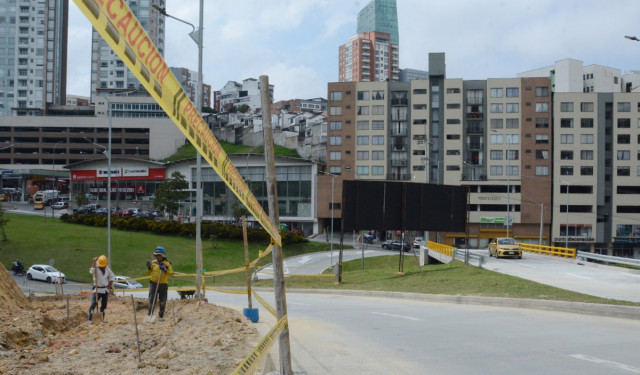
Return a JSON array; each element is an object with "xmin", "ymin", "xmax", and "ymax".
[{"xmin": 215, "ymin": 78, "xmax": 274, "ymax": 114}]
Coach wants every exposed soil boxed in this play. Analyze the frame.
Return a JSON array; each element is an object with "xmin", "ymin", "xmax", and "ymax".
[{"xmin": 0, "ymin": 263, "xmax": 260, "ymax": 374}]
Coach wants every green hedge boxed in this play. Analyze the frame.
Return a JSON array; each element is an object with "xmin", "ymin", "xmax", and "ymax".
[{"xmin": 59, "ymin": 212, "xmax": 307, "ymax": 245}]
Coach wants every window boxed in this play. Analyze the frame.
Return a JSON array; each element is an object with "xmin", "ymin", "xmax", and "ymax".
[
  {"xmin": 506, "ymin": 103, "xmax": 519, "ymax": 113},
  {"xmin": 535, "ymin": 87, "xmax": 549, "ymax": 97},
  {"xmin": 507, "ymin": 150, "xmax": 519, "ymax": 160},
  {"xmin": 618, "ymin": 119, "xmax": 631, "ymax": 128},
  {"xmin": 560, "ymin": 134, "xmax": 574, "ymax": 144},
  {"xmin": 329, "ymin": 166, "xmax": 341, "ymax": 175},
  {"xmin": 357, "ymin": 136, "xmax": 369, "ymax": 145},
  {"xmin": 490, "ymin": 119, "xmax": 503, "ymax": 129},
  {"xmin": 372, "ymin": 90, "xmax": 384, "ymax": 100},
  {"xmin": 357, "ymin": 121, "xmax": 369, "ymax": 130},
  {"xmin": 617, "ymin": 166, "xmax": 631, "ymax": 176},
  {"xmin": 330, "ymin": 121, "xmax": 342, "ymax": 131},
  {"xmin": 372, "ymin": 136, "xmax": 384, "ymax": 145},
  {"xmin": 618, "ymin": 102, "xmax": 631, "ymax": 112},
  {"xmin": 560, "ymin": 166, "xmax": 574, "ymax": 175},
  {"xmin": 560, "ymin": 102, "xmax": 574, "ymax": 112},
  {"xmin": 447, "ymin": 88, "xmax": 461, "ymax": 94},
  {"xmin": 357, "ymin": 151, "xmax": 369, "ymax": 160},
  {"xmin": 329, "ymin": 151, "xmax": 341, "ymax": 160},
  {"xmin": 506, "ymin": 119, "xmax": 519, "ymax": 129},
  {"xmin": 581, "ymin": 118, "xmax": 594, "ymax": 128},
  {"xmin": 356, "ymin": 166, "xmax": 369, "ymax": 176},
  {"xmin": 560, "ymin": 150, "xmax": 574, "ymax": 160},
  {"xmin": 490, "ymin": 88, "xmax": 503, "ymax": 98},
  {"xmin": 581, "ymin": 166, "xmax": 593, "ymax": 176},
  {"xmin": 447, "ymin": 134, "xmax": 461, "ymax": 140},
  {"xmin": 560, "ymin": 118, "xmax": 574, "ymax": 128},
  {"xmin": 536, "ymin": 118, "xmax": 549, "ymax": 128},
  {"xmin": 357, "ymin": 91, "xmax": 369, "ymax": 100},
  {"xmin": 490, "ymin": 166, "xmax": 503, "ymax": 176},
  {"xmin": 490, "ymin": 103, "xmax": 503, "ymax": 113},
  {"xmin": 580, "ymin": 102, "xmax": 594, "ymax": 112},
  {"xmin": 581, "ymin": 134, "xmax": 594, "ymax": 144},
  {"xmin": 490, "ymin": 134, "xmax": 503, "ymax": 144},
  {"xmin": 535, "ymin": 166, "xmax": 549, "ymax": 175},
  {"xmin": 536, "ymin": 134, "xmax": 549, "ymax": 144},
  {"xmin": 507, "ymin": 166, "xmax": 518, "ymax": 176},
  {"xmin": 372, "ymin": 166, "xmax": 385, "ymax": 175},
  {"xmin": 506, "ymin": 87, "xmax": 519, "ymax": 97},
  {"xmin": 372, "ymin": 105, "xmax": 384, "ymax": 115},
  {"xmin": 330, "ymin": 91, "xmax": 342, "ymax": 101},
  {"xmin": 357, "ymin": 106, "xmax": 369, "ymax": 115},
  {"xmin": 617, "ymin": 150, "xmax": 630, "ymax": 160},
  {"xmin": 329, "ymin": 106, "xmax": 342, "ymax": 115},
  {"xmin": 413, "ymin": 104, "xmax": 427, "ymax": 110},
  {"xmin": 617, "ymin": 134, "xmax": 630, "ymax": 144},
  {"xmin": 490, "ymin": 150, "xmax": 503, "ymax": 160},
  {"xmin": 536, "ymin": 150, "xmax": 549, "ymax": 159},
  {"xmin": 535, "ymin": 103, "xmax": 549, "ymax": 112},
  {"xmin": 580, "ymin": 150, "xmax": 593, "ymax": 160},
  {"xmin": 372, "ymin": 151, "xmax": 384, "ymax": 160},
  {"xmin": 413, "ymin": 88, "xmax": 427, "ymax": 94},
  {"xmin": 506, "ymin": 134, "xmax": 519, "ymax": 144},
  {"xmin": 329, "ymin": 136, "xmax": 342, "ymax": 145},
  {"xmin": 372, "ymin": 120, "xmax": 384, "ymax": 130}
]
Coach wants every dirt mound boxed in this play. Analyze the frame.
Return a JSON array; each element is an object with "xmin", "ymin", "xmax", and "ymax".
[
  {"xmin": 0, "ymin": 262, "xmax": 31, "ymax": 312},
  {"xmin": 0, "ymin": 294, "xmax": 260, "ymax": 374}
]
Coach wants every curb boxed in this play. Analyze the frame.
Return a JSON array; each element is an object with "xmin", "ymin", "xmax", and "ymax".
[{"xmin": 274, "ymin": 288, "xmax": 640, "ymax": 321}]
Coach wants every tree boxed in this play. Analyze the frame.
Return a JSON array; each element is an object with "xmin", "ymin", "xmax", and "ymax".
[
  {"xmin": 237, "ymin": 104, "xmax": 251, "ymax": 113},
  {"xmin": 231, "ymin": 201, "xmax": 251, "ymax": 223},
  {"xmin": 0, "ymin": 203, "xmax": 9, "ymax": 241},
  {"xmin": 153, "ymin": 171, "xmax": 189, "ymax": 220},
  {"xmin": 76, "ymin": 190, "xmax": 89, "ymax": 207}
]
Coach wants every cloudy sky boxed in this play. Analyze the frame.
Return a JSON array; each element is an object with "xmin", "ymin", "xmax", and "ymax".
[{"xmin": 67, "ymin": 0, "xmax": 640, "ymax": 102}]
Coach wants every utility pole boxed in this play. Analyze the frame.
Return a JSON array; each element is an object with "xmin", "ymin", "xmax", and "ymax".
[{"xmin": 260, "ymin": 75, "xmax": 292, "ymax": 374}]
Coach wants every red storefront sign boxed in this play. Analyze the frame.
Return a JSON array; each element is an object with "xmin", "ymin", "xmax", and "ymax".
[{"xmin": 71, "ymin": 168, "xmax": 165, "ymax": 181}]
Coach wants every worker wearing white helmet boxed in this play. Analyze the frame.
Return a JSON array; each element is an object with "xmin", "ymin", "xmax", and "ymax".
[
  {"xmin": 88, "ymin": 255, "xmax": 115, "ymax": 324},
  {"xmin": 146, "ymin": 246, "xmax": 173, "ymax": 321}
]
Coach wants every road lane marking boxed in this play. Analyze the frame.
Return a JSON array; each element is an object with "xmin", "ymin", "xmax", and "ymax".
[
  {"xmin": 566, "ymin": 273, "xmax": 591, "ymax": 279},
  {"xmin": 370, "ymin": 312, "xmax": 421, "ymax": 321},
  {"xmin": 570, "ymin": 354, "xmax": 640, "ymax": 373}
]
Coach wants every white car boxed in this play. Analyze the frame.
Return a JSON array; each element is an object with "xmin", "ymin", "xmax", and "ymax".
[
  {"xmin": 26, "ymin": 264, "xmax": 66, "ymax": 283},
  {"xmin": 113, "ymin": 275, "xmax": 143, "ymax": 289},
  {"xmin": 413, "ymin": 237, "xmax": 425, "ymax": 249},
  {"xmin": 52, "ymin": 201, "xmax": 68, "ymax": 209}
]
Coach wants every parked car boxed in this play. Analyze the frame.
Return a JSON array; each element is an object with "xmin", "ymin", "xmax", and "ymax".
[
  {"xmin": 74, "ymin": 205, "xmax": 95, "ymax": 214},
  {"xmin": 113, "ymin": 276, "xmax": 143, "ymax": 289},
  {"xmin": 488, "ymin": 237, "xmax": 522, "ymax": 259},
  {"xmin": 413, "ymin": 237, "xmax": 424, "ymax": 249},
  {"xmin": 134, "ymin": 210, "xmax": 155, "ymax": 220},
  {"xmin": 26, "ymin": 264, "xmax": 66, "ymax": 283},
  {"xmin": 94, "ymin": 207, "xmax": 109, "ymax": 216},
  {"xmin": 52, "ymin": 201, "xmax": 68, "ymax": 209},
  {"xmin": 381, "ymin": 240, "xmax": 410, "ymax": 251}
]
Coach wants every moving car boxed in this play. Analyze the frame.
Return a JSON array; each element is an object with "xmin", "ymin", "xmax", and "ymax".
[
  {"xmin": 381, "ymin": 240, "xmax": 410, "ymax": 251},
  {"xmin": 488, "ymin": 237, "xmax": 522, "ymax": 259},
  {"xmin": 413, "ymin": 237, "xmax": 424, "ymax": 249},
  {"xmin": 52, "ymin": 201, "xmax": 68, "ymax": 209},
  {"xmin": 26, "ymin": 264, "xmax": 66, "ymax": 283},
  {"xmin": 113, "ymin": 276, "xmax": 143, "ymax": 289}
]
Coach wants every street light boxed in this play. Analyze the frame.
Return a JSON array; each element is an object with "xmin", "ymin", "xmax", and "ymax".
[
  {"xmin": 51, "ymin": 140, "xmax": 63, "ymax": 217},
  {"xmin": 625, "ymin": 35, "xmax": 639, "ymax": 41},
  {"xmin": 154, "ymin": 1, "xmax": 205, "ymax": 300},
  {"xmin": 319, "ymin": 171, "xmax": 337, "ymax": 266}
]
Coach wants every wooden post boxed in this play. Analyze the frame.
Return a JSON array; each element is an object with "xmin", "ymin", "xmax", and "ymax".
[
  {"xmin": 260, "ymin": 75, "xmax": 292, "ymax": 374},
  {"xmin": 242, "ymin": 216, "xmax": 252, "ymax": 309}
]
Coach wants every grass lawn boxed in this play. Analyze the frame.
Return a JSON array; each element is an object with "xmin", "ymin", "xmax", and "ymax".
[{"xmin": 2, "ymin": 213, "xmax": 638, "ymax": 306}]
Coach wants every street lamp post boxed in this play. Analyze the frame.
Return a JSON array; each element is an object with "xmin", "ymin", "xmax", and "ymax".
[
  {"xmin": 319, "ymin": 171, "xmax": 337, "ymax": 266},
  {"xmin": 51, "ymin": 140, "xmax": 63, "ymax": 218},
  {"xmin": 506, "ymin": 136, "xmax": 511, "ymax": 238},
  {"xmin": 154, "ymin": 1, "xmax": 205, "ymax": 300}
]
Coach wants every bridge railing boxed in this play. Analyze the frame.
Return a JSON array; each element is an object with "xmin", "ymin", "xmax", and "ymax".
[
  {"xmin": 426, "ymin": 241, "xmax": 455, "ymax": 257},
  {"xmin": 519, "ymin": 243, "xmax": 576, "ymax": 259},
  {"xmin": 576, "ymin": 251, "xmax": 640, "ymax": 268}
]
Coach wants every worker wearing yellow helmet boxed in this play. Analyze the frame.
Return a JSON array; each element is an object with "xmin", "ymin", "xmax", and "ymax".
[{"xmin": 88, "ymin": 255, "xmax": 115, "ymax": 324}]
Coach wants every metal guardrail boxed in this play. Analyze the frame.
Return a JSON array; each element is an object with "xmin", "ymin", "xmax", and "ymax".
[
  {"xmin": 453, "ymin": 248, "xmax": 486, "ymax": 269},
  {"xmin": 576, "ymin": 251, "xmax": 640, "ymax": 268},
  {"xmin": 520, "ymin": 243, "xmax": 576, "ymax": 259}
]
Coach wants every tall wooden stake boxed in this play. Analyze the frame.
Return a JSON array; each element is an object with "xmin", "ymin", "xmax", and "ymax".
[
  {"xmin": 260, "ymin": 75, "xmax": 292, "ymax": 374},
  {"xmin": 242, "ymin": 216, "xmax": 252, "ymax": 309}
]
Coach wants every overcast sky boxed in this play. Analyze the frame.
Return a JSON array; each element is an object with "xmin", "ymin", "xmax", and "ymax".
[{"xmin": 67, "ymin": 0, "xmax": 640, "ymax": 102}]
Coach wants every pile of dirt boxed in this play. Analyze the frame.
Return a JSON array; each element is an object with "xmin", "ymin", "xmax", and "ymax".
[
  {"xmin": 0, "ymin": 262, "xmax": 31, "ymax": 311},
  {"xmin": 0, "ymin": 292, "xmax": 261, "ymax": 374}
]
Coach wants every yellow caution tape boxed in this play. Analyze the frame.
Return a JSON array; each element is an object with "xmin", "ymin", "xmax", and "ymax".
[
  {"xmin": 232, "ymin": 315, "xmax": 288, "ymax": 375},
  {"xmin": 252, "ymin": 290, "xmax": 277, "ymax": 318}
]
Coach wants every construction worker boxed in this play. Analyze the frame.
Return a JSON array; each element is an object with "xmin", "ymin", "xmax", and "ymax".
[
  {"xmin": 146, "ymin": 246, "xmax": 173, "ymax": 321},
  {"xmin": 88, "ymin": 255, "xmax": 115, "ymax": 324}
]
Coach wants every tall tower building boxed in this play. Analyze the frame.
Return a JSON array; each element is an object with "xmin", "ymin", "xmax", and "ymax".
[
  {"xmin": 90, "ymin": 0, "xmax": 165, "ymax": 103},
  {"xmin": 0, "ymin": 0, "xmax": 68, "ymax": 116},
  {"xmin": 357, "ymin": 0, "xmax": 399, "ymax": 45},
  {"xmin": 339, "ymin": 0, "xmax": 399, "ymax": 82}
]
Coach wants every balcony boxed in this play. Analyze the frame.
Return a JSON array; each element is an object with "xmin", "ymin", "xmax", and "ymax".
[
  {"xmin": 387, "ymin": 173, "xmax": 411, "ymax": 181},
  {"xmin": 466, "ymin": 112, "xmax": 484, "ymax": 120},
  {"xmin": 391, "ymin": 98, "xmax": 408, "ymax": 106},
  {"xmin": 390, "ymin": 159, "xmax": 408, "ymax": 167},
  {"xmin": 467, "ymin": 142, "xmax": 484, "ymax": 150},
  {"xmin": 391, "ymin": 143, "xmax": 408, "ymax": 151},
  {"xmin": 390, "ymin": 128, "xmax": 407, "ymax": 136}
]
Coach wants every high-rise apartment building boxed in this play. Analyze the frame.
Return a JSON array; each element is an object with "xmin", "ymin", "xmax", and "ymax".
[
  {"xmin": 327, "ymin": 54, "xmax": 640, "ymax": 257},
  {"xmin": 170, "ymin": 67, "xmax": 211, "ymax": 109},
  {"xmin": 0, "ymin": 0, "xmax": 68, "ymax": 116},
  {"xmin": 90, "ymin": 0, "xmax": 165, "ymax": 103},
  {"xmin": 338, "ymin": 0, "xmax": 399, "ymax": 82}
]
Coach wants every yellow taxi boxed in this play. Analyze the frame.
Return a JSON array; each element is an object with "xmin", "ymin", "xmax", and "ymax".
[
  {"xmin": 33, "ymin": 202, "xmax": 45, "ymax": 210},
  {"xmin": 489, "ymin": 237, "xmax": 522, "ymax": 259}
]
